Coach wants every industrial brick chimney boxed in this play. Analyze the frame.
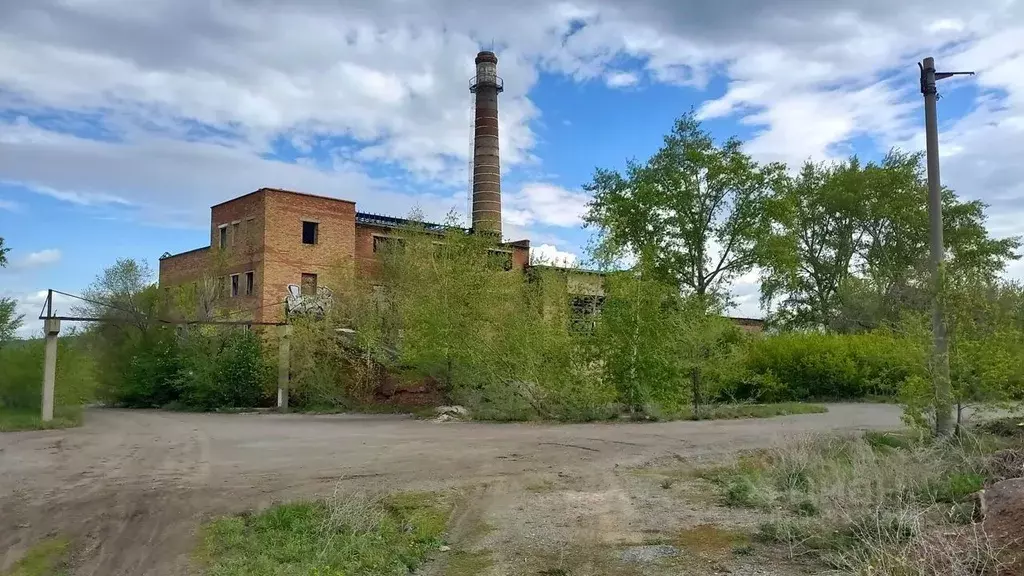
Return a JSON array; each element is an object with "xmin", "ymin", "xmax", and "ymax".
[{"xmin": 470, "ymin": 50, "xmax": 503, "ymax": 236}]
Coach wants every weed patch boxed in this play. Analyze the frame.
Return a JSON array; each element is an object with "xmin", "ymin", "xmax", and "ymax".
[
  {"xmin": 195, "ymin": 490, "xmax": 450, "ymax": 576},
  {"xmin": 3, "ymin": 537, "xmax": 71, "ymax": 576}
]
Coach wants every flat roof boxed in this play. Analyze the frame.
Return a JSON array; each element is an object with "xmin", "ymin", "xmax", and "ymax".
[
  {"xmin": 210, "ymin": 187, "xmax": 357, "ymax": 209},
  {"xmin": 159, "ymin": 246, "xmax": 209, "ymax": 260}
]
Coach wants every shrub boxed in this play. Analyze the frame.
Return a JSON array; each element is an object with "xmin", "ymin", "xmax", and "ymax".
[
  {"xmin": 92, "ymin": 325, "xmax": 180, "ymax": 407},
  {"xmin": 289, "ymin": 317, "xmax": 360, "ymax": 409},
  {"xmin": 173, "ymin": 328, "xmax": 272, "ymax": 410},
  {"xmin": 0, "ymin": 333, "xmax": 97, "ymax": 412},
  {"xmin": 730, "ymin": 331, "xmax": 925, "ymax": 402}
]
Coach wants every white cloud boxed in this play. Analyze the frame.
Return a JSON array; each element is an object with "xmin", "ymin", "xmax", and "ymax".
[
  {"xmin": 19, "ymin": 249, "xmax": 61, "ymax": 268},
  {"xmin": 605, "ymin": 71, "xmax": 639, "ymax": 88},
  {"xmin": 0, "ymin": 116, "xmax": 456, "ymax": 228},
  {"xmin": 0, "ymin": 198, "xmax": 20, "ymax": 211},
  {"xmin": 0, "ymin": 0, "xmax": 1022, "ymax": 313},
  {"xmin": 530, "ymin": 243, "xmax": 579, "ymax": 267},
  {"xmin": 505, "ymin": 182, "xmax": 591, "ymax": 228}
]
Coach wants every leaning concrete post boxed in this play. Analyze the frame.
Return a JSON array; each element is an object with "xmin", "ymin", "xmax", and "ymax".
[
  {"xmin": 41, "ymin": 318, "xmax": 61, "ymax": 422},
  {"xmin": 277, "ymin": 325, "xmax": 293, "ymax": 412}
]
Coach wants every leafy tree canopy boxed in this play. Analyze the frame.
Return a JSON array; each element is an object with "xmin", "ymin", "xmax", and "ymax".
[
  {"xmin": 584, "ymin": 112, "xmax": 788, "ymax": 311},
  {"xmin": 762, "ymin": 150, "xmax": 1020, "ymax": 331}
]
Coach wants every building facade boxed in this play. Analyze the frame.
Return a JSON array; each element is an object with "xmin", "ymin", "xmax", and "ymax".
[{"xmin": 158, "ymin": 187, "xmax": 530, "ymax": 323}]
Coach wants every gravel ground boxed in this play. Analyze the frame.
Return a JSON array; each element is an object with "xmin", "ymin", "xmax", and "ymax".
[{"xmin": 0, "ymin": 404, "xmax": 904, "ymax": 575}]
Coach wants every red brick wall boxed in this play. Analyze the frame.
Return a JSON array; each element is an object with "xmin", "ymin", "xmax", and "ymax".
[
  {"xmin": 354, "ymin": 223, "xmax": 398, "ymax": 279},
  {"xmin": 260, "ymin": 190, "xmax": 357, "ymax": 322},
  {"xmin": 511, "ymin": 244, "xmax": 529, "ymax": 271},
  {"xmin": 158, "ymin": 247, "xmax": 211, "ymax": 287},
  {"xmin": 159, "ymin": 188, "xmax": 540, "ymax": 323},
  {"xmin": 210, "ymin": 191, "xmax": 267, "ymax": 319}
]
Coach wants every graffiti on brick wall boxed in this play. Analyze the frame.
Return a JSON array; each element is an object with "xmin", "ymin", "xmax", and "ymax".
[{"xmin": 285, "ymin": 284, "xmax": 334, "ymax": 318}]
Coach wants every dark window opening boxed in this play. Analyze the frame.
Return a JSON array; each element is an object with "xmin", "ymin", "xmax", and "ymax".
[
  {"xmin": 245, "ymin": 271, "xmax": 254, "ymax": 296},
  {"xmin": 231, "ymin": 222, "xmax": 240, "ymax": 246},
  {"xmin": 570, "ymin": 294, "xmax": 605, "ymax": 334},
  {"xmin": 301, "ymin": 273, "xmax": 318, "ymax": 296},
  {"xmin": 230, "ymin": 274, "xmax": 240, "ymax": 298},
  {"xmin": 373, "ymin": 235, "xmax": 405, "ymax": 253},
  {"xmin": 488, "ymin": 249, "xmax": 513, "ymax": 271},
  {"xmin": 302, "ymin": 221, "xmax": 319, "ymax": 245},
  {"xmin": 219, "ymin": 226, "xmax": 228, "ymax": 249}
]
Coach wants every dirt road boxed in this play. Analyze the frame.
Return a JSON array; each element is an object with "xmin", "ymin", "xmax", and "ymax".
[{"xmin": 0, "ymin": 405, "xmax": 903, "ymax": 575}]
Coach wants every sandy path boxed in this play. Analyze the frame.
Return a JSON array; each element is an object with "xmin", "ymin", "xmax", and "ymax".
[{"xmin": 0, "ymin": 404, "xmax": 903, "ymax": 575}]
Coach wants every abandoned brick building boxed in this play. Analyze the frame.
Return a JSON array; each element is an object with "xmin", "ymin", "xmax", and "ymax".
[
  {"xmin": 159, "ymin": 50, "xmax": 534, "ymax": 323},
  {"xmin": 158, "ymin": 187, "xmax": 532, "ymax": 323},
  {"xmin": 157, "ymin": 50, "xmax": 763, "ymax": 332}
]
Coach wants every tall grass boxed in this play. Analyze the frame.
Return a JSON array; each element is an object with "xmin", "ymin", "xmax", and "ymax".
[{"xmin": 704, "ymin": 430, "xmax": 1016, "ymax": 575}]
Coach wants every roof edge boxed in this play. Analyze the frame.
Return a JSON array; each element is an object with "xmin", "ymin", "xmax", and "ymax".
[
  {"xmin": 210, "ymin": 187, "xmax": 357, "ymax": 210},
  {"xmin": 160, "ymin": 246, "xmax": 210, "ymax": 260}
]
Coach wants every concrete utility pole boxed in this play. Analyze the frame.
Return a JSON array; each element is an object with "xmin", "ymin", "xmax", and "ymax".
[
  {"xmin": 277, "ymin": 324, "xmax": 292, "ymax": 412},
  {"xmin": 919, "ymin": 56, "xmax": 974, "ymax": 436},
  {"xmin": 41, "ymin": 317, "xmax": 61, "ymax": 422}
]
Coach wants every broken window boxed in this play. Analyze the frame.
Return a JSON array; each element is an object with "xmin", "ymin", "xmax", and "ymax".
[
  {"xmin": 232, "ymin": 222, "xmax": 240, "ymax": 246},
  {"xmin": 245, "ymin": 271, "xmax": 254, "ymax": 296},
  {"xmin": 488, "ymin": 249, "xmax": 513, "ymax": 271},
  {"xmin": 300, "ymin": 273, "xmax": 318, "ymax": 296},
  {"xmin": 373, "ymin": 235, "xmax": 405, "ymax": 253},
  {"xmin": 302, "ymin": 221, "xmax": 319, "ymax": 245},
  {"xmin": 570, "ymin": 295, "xmax": 605, "ymax": 334},
  {"xmin": 218, "ymin": 225, "xmax": 228, "ymax": 249},
  {"xmin": 230, "ymin": 274, "xmax": 240, "ymax": 298}
]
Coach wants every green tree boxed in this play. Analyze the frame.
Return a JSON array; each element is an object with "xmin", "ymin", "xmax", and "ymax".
[
  {"xmin": 0, "ymin": 298, "xmax": 22, "ymax": 344},
  {"xmin": 760, "ymin": 158, "xmax": 866, "ymax": 329},
  {"xmin": 674, "ymin": 297, "xmax": 745, "ymax": 416},
  {"xmin": 585, "ymin": 112, "xmax": 787, "ymax": 309},
  {"xmin": 0, "ymin": 237, "xmax": 24, "ymax": 344},
  {"xmin": 763, "ymin": 150, "xmax": 1019, "ymax": 331},
  {"xmin": 901, "ymin": 277, "xmax": 1024, "ymax": 431},
  {"xmin": 594, "ymin": 260, "xmax": 685, "ymax": 413},
  {"xmin": 76, "ymin": 258, "xmax": 156, "ymax": 327},
  {"xmin": 77, "ymin": 259, "xmax": 179, "ymax": 406}
]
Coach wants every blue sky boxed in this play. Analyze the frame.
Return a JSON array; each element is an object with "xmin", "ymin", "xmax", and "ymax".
[{"xmin": 1, "ymin": 0, "xmax": 1023, "ymax": 335}]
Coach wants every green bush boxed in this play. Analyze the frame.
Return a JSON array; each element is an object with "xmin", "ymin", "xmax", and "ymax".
[
  {"xmin": 0, "ymin": 335, "xmax": 97, "ymax": 412},
  {"xmin": 729, "ymin": 331, "xmax": 925, "ymax": 402},
  {"xmin": 173, "ymin": 328, "xmax": 272, "ymax": 410},
  {"xmin": 91, "ymin": 324, "xmax": 272, "ymax": 411}
]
